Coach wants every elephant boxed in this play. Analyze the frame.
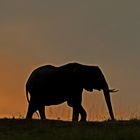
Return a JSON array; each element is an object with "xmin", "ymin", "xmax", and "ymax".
[{"xmin": 25, "ymin": 62, "xmax": 117, "ymax": 121}]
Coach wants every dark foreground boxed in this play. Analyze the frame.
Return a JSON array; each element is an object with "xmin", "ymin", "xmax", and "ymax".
[{"xmin": 0, "ymin": 119, "xmax": 140, "ymax": 140}]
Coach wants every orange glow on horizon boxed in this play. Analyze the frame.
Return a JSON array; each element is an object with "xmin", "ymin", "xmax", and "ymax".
[{"xmin": 0, "ymin": 59, "xmax": 139, "ymax": 121}]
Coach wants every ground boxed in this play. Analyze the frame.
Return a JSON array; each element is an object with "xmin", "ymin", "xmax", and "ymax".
[{"xmin": 0, "ymin": 119, "xmax": 140, "ymax": 140}]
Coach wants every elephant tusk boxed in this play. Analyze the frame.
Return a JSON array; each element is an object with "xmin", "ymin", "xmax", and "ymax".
[{"xmin": 108, "ymin": 89, "xmax": 119, "ymax": 93}]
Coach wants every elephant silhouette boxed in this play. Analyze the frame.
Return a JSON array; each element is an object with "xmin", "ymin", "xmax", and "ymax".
[{"xmin": 25, "ymin": 63, "xmax": 117, "ymax": 121}]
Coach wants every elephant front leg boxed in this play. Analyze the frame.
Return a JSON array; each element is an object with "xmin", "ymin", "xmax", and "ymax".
[
  {"xmin": 72, "ymin": 107, "xmax": 79, "ymax": 121},
  {"xmin": 79, "ymin": 105, "xmax": 87, "ymax": 121},
  {"xmin": 72, "ymin": 105, "xmax": 87, "ymax": 121}
]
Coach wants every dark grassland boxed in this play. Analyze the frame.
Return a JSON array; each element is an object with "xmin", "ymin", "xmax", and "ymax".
[{"xmin": 0, "ymin": 119, "xmax": 140, "ymax": 140}]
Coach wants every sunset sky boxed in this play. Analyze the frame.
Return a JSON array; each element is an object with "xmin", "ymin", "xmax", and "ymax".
[{"xmin": 0, "ymin": 0, "xmax": 140, "ymax": 120}]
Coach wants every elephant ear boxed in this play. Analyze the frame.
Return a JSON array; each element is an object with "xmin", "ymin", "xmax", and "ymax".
[
  {"xmin": 72, "ymin": 64, "xmax": 94, "ymax": 91},
  {"xmin": 78, "ymin": 65, "xmax": 106, "ymax": 91},
  {"xmin": 72, "ymin": 64, "xmax": 85, "ymax": 84}
]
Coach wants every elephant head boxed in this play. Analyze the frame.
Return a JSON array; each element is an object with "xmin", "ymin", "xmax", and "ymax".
[{"xmin": 76, "ymin": 65, "xmax": 117, "ymax": 120}]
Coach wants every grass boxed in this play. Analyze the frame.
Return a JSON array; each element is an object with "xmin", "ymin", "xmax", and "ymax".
[{"xmin": 0, "ymin": 119, "xmax": 140, "ymax": 140}]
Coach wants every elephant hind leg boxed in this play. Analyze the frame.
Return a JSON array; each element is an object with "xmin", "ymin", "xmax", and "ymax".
[
  {"xmin": 26, "ymin": 101, "xmax": 37, "ymax": 119},
  {"xmin": 38, "ymin": 106, "xmax": 46, "ymax": 120}
]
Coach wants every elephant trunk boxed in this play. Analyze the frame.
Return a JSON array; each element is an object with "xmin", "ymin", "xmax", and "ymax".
[{"xmin": 103, "ymin": 87, "xmax": 115, "ymax": 120}]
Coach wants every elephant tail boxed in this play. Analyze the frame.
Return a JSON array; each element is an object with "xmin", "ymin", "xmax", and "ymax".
[
  {"xmin": 25, "ymin": 83, "xmax": 40, "ymax": 118},
  {"xmin": 26, "ymin": 84, "xmax": 30, "ymax": 103}
]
